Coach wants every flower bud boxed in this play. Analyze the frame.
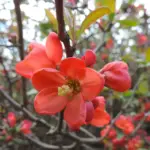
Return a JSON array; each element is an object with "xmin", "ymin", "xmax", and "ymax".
[
  {"xmin": 82, "ymin": 50, "xmax": 96, "ymax": 67},
  {"xmin": 20, "ymin": 120, "xmax": 32, "ymax": 134},
  {"xmin": 100, "ymin": 61, "xmax": 131, "ymax": 92},
  {"xmin": 85, "ymin": 101, "xmax": 94, "ymax": 123},
  {"xmin": 100, "ymin": 125, "xmax": 117, "ymax": 140},
  {"xmin": 7, "ymin": 112, "xmax": 16, "ymax": 128},
  {"xmin": 112, "ymin": 136, "xmax": 126, "ymax": 147}
]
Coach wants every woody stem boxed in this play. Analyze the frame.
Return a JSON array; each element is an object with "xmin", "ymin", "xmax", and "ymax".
[{"xmin": 55, "ymin": 0, "xmax": 74, "ymax": 57}]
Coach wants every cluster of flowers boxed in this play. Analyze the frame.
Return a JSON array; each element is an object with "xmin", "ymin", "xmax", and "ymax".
[
  {"xmin": 0, "ymin": 112, "xmax": 32, "ymax": 142},
  {"xmin": 101, "ymin": 114, "xmax": 150, "ymax": 150},
  {"xmin": 16, "ymin": 32, "xmax": 131, "ymax": 130}
]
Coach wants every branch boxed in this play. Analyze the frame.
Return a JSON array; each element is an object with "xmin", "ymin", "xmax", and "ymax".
[
  {"xmin": 25, "ymin": 135, "xmax": 76, "ymax": 150},
  {"xmin": 55, "ymin": 0, "xmax": 74, "ymax": 57},
  {"xmin": 0, "ymin": 57, "xmax": 12, "ymax": 96},
  {"xmin": 0, "ymin": 44, "xmax": 19, "ymax": 48},
  {"xmin": 0, "ymin": 89, "xmax": 52, "ymax": 129},
  {"xmin": 13, "ymin": 0, "xmax": 27, "ymax": 106}
]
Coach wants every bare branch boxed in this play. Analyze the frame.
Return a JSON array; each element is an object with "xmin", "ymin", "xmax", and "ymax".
[
  {"xmin": 55, "ymin": 0, "xmax": 74, "ymax": 57},
  {"xmin": 25, "ymin": 135, "xmax": 76, "ymax": 150},
  {"xmin": 13, "ymin": 0, "xmax": 27, "ymax": 106}
]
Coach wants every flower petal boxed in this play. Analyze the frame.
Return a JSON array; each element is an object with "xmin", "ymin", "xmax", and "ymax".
[
  {"xmin": 92, "ymin": 96, "xmax": 106, "ymax": 110},
  {"xmin": 32, "ymin": 68, "xmax": 65, "ymax": 91},
  {"xmin": 46, "ymin": 32, "xmax": 63, "ymax": 64},
  {"xmin": 16, "ymin": 45, "xmax": 54, "ymax": 79},
  {"xmin": 64, "ymin": 93, "xmax": 86, "ymax": 129},
  {"xmin": 85, "ymin": 101, "xmax": 94, "ymax": 123},
  {"xmin": 80, "ymin": 68, "xmax": 105, "ymax": 100},
  {"xmin": 100, "ymin": 61, "xmax": 128, "ymax": 73},
  {"xmin": 104, "ymin": 70, "xmax": 131, "ymax": 92},
  {"xmin": 90, "ymin": 107, "xmax": 110, "ymax": 127},
  {"xmin": 7, "ymin": 112, "xmax": 16, "ymax": 128},
  {"xmin": 60, "ymin": 58, "xmax": 86, "ymax": 79},
  {"xmin": 34, "ymin": 87, "xmax": 68, "ymax": 115}
]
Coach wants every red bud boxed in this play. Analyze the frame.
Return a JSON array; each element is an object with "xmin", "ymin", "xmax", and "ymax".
[
  {"xmin": 7, "ymin": 112, "xmax": 16, "ymax": 128},
  {"xmin": 100, "ymin": 61, "xmax": 131, "ymax": 92},
  {"xmin": 82, "ymin": 50, "xmax": 96, "ymax": 67},
  {"xmin": 85, "ymin": 101, "xmax": 94, "ymax": 123}
]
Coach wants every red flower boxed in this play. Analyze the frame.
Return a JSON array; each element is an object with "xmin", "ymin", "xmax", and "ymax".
[
  {"xmin": 81, "ymin": 50, "xmax": 96, "ymax": 67},
  {"xmin": 105, "ymin": 38, "xmax": 114, "ymax": 50},
  {"xmin": 7, "ymin": 112, "xmax": 16, "ymax": 128},
  {"xmin": 137, "ymin": 33, "xmax": 148, "ymax": 46},
  {"xmin": 68, "ymin": 0, "xmax": 76, "ymax": 5},
  {"xmin": 16, "ymin": 32, "xmax": 63, "ymax": 78},
  {"xmin": 112, "ymin": 136, "xmax": 127, "ymax": 147},
  {"xmin": 127, "ymin": 136, "xmax": 142, "ymax": 150},
  {"xmin": 115, "ymin": 115, "xmax": 134, "ymax": 135},
  {"xmin": 144, "ymin": 102, "xmax": 150, "ymax": 111},
  {"xmin": 100, "ymin": 125, "xmax": 117, "ymax": 139},
  {"xmin": 133, "ymin": 113, "xmax": 144, "ymax": 121},
  {"xmin": 20, "ymin": 120, "xmax": 32, "ymax": 134},
  {"xmin": 101, "ymin": 53, "xmax": 108, "ymax": 60},
  {"xmin": 100, "ymin": 61, "xmax": 131, "ymax": 92},
  {"xmin": 32, "ymin": 58, "xmax": 104, "ymax": 129},
  {"xmin": 90, "ymin": 96, "xmax": 110, "ymax": 127}
]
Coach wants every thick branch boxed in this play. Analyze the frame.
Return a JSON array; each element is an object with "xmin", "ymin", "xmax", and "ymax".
[
  {"xmin": 13, "ymin": 0, "xmax": 27, "ymax": 106},
  {"xmin": 55, "ymin": 0, "xmax": 73, "ymax": 57}
]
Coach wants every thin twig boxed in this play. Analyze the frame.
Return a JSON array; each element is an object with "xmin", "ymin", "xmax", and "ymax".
[
  {"xmin": 25, "ymin": 135, "xmax": 76, "ymax": 150},
  {"xmin": 58, "ymin": 111, "xmax": 64, "ymax": 133},
  {"xmin": 0, "ymin": 44, "xmax": 19, "ymax": 48},
  {"xmin": 0, "ymin": 89, "xmax": 52, "ymax": 129},
  {"xmin": 13, "ymin": 0, "xmax": 27, "ymax": 106}
]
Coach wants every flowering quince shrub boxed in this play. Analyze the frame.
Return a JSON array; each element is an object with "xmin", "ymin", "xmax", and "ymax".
[
  {"xmin": 16, "ymin": 32, "xmax": 131, "ymax": 130},
  {"xmin": 0, "ymin": 112, "xmax": 32, "ymax": 144},
  {"xmin": 1, "ymin": 0, "xmax": 150, "ymax": 149}
]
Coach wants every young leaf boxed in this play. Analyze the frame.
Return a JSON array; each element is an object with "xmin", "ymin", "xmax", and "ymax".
[
  {"xmin": 118, "ymin": 19, "xmax": 139, "ymax": 27},
  {"xmin": 95, "ymin": 0, "xmax": 116, "ymax": 12},
  {"xmin": 77, "ymin": 7, "xmax": 111, "ymax": 39},
  {"xmin": 45, "ymin": 9, "xmax": 58, "ymax": 31},
  {"xmin": 146, "ymin": 47, "xmax": 150, "ymax": 62}
]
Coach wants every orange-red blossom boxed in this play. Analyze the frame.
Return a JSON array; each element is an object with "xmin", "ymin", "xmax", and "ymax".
[{"xmin": 16, "ymin": 32, "xmax": 131, "ymax": 129}]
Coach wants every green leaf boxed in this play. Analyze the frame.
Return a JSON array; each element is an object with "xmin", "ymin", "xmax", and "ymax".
[
  {"xmin": 45, "ymin": 9, "xmax": 58, "ymax": 31},
  {"xmin": 146, "ymin": 47, "xmax": 150, "ymax": 62},
  {"xmin": 128, "ymin": 0, "xmax": 135, "ymax": 4},
  {"xmin": 118, "ymin": 19, "xmax": 139, "ymax": 27},
  {"xmin": 95, "ymin": 0, "xmax": 116, "ymax": 12},
  {"xmin": 77, "ymin": 7, "xmax": 111, "ymax": 39}
]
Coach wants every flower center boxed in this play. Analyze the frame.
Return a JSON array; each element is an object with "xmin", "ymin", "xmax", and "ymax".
[{"xmin": 58, "ymin": 79, "xmax": 81, "ymax": 97}]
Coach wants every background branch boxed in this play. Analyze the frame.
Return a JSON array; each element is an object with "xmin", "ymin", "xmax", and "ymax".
[{"xmin": 13, "ymin": 0, "xmax": 27, "ymax": 106}]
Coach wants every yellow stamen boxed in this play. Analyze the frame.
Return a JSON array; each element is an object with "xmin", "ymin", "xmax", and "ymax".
[{"xmin": 58, "ymin": 85, "xmax": 73, "ymax": 96}]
